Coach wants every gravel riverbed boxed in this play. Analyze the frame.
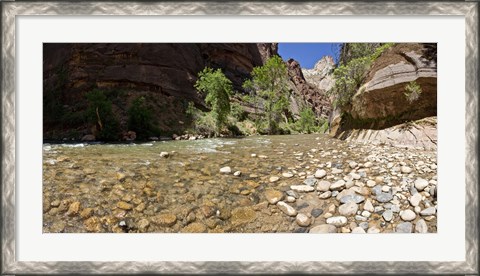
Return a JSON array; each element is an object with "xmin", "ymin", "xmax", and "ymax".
[{"xmin": 43, "ymin": 134, "xmax": 437, "ymax": 233}]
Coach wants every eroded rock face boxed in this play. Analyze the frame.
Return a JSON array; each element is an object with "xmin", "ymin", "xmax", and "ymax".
[
  {"xmin": 302, "ymin": 56, "xmax": 335, "ymax": 91},
  {"xmin": 350, "ymin": 47, "xmax": 437, "ymax": 123},
  {"xmin": 341, "ymin": 116, "xmax": 437, "ymax": 150},
  {"xmin": 286, "ymin": 59, "xmax": 331, "ymax": 119},
  {"xmin": 330, "ymin": 43, "xmax": 437, "ymax": 148},
  {"xmin": 43, "ymin": 43, "xmax": 277, "ymax": 138}
]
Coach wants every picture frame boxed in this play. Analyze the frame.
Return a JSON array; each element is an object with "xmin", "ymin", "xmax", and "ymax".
[{"xmin": 1, "ymin": 1, "xmax": 478, "ymax": 274}]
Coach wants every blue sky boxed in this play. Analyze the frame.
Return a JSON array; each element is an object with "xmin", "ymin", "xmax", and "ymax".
[{"xmin": 278, "ymin": 43, "xmax": 341, "ymax": 69}]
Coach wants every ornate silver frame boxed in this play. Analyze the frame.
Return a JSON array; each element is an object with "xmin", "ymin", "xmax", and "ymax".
[{"xmin": 1, "ymin": 1, "xmax": 478, "ymax": 274}]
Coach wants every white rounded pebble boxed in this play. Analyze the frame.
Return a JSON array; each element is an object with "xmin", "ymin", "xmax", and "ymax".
[
  {"xmin": 414, "ymin": 178, "xmax": 429, "ymax": 191},
  {"xmin": 326, "ymin": 216, "xmax": 348, "ymax": 227},
  {"xmin": 400, "ymin": 209, "xmax": 417, "ymax": 221},
  {"xmin": 219, "ymin": 166, "xmax": 232, "ymax": 174}
]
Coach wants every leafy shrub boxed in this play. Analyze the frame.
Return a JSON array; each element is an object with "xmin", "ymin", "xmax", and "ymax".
[
  {"xmin": 230, "ymin": 102, "xmax": 248, "ymax": 122},
  {"xmin": 295, "ymin": 107, "xmax": 317, "ymax": 134},
  {"xmin": 85, "ymin": 89, "xmax": 120, "ymax": 141},
  {"xmin": 128, "ymin": 96, "xmax": 158, "ymax": 140},
  {"xmin": 404, "ymin": 81, "xmax": 422, "ymax": 103}
]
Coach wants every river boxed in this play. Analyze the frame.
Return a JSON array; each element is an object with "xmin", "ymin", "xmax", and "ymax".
[{"xmin": 43, "ymin": 134, "xmax": 437, "ymax": 233}]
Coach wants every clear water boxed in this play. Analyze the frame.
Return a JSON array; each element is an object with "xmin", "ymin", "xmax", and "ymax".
[{"xmin": 42, "ymin": 134, "xmax": 437, "ymax": 233}]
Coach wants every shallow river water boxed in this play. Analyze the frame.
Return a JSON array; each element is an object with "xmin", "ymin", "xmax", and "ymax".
[{"xmin": 43, "ymin": 134, "xmax": 437, "ymax": 233}]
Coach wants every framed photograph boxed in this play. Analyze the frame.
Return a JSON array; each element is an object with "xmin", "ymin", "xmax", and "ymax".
[{"xmin": 2, "ymin": 1, "xmax": 478, "ymax": 274}]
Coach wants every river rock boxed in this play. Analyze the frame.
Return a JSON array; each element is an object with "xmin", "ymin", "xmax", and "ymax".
[
  {"xmin": 415, "ymin": 219, "xmax": 428, "ymax": 233},
  {"xmin": 339, "ymin": 202, "xmax": 358, "ymax": 216},
  {"xmin": 376, "ymin": 192, "xmax": 393, "ymax": 203},
  {"xmin": 400, "ymin": 209, "xmax": 416, "ymax": 221},
  {"xmin": 314, "ymin": 169, "xmax": 327, "ymax": 179},
  {"xmin": 331, "ymin": 168, "xmax": 343, "ymax": 174},
  {"xmin": 160, "ymin": 151, "xmax": 169, "ymax": 158},
  {"xmin": 401, "ymin": 166, "xmax": 413, "ymax": 174},
  {"xmin": 295, "ymin": 213, "xmax": 311, "ymax": 227},
  {"xmin": 367, "ymin": 226, "xmax": 381, "ymax": 233},
  {"xmin": 363, "ymin": 199, "xmax": 375, "ymax": 212},
  {"xmin": 277, "ymin": 201, "xmax": 297, "ymax": 216},
  {"xmin": 309, "ymin": 224, "xmax": 337, "ymax": 233},
  {"xmin": 137, "ymin": 218, "xmax": 150, "ymax": 232},
  {"xmin": 349, "ymin": 161, "xmax": 358, "ymax": 169},
  {"xmin": 311, "ymin": 208, "xmax": 323, "ymax": 217},
  {"xmin": 340, "ymin": 194, "xmax": 365, "ymax": 204},
  {"xmin": 381, "ymin": 185, "xmax": 391, "ymax": 192},
  {"xmin": 396, "ymin": 222, "xmax": 413, "ymax": 233},
  {"xmin": 414, "ymin": 178, "xmax": 429, "ymax": 191},
  {"xmin": 391, "ymin": 204, "xmax": 401, "ymax": 213},
  {"xmin": 234, "ymin": 171, "xmax": 242, "ymax": 176},
  {"xmin": 363, "ymin": 161, "xmax": 373, "ymax": 168},
  {"xmin": 420, "ymin": 207, "xmax": 436, "ymax": 216},
  {"xmin": 366, "ymin": 180, "xmax": 377, "ymax": 187},
  {"xmin": 80, "ymin": 208, "xmax": 94, "ymax": 219},
  {"xmin": 330, "ymin": 180, "xmax": 346, "ymax": 191},
  {"xmin": 66, "ymin": 201, "xmax": 81, "ymax": 216},
  {"xmin": 220, "ymin": 166, "xmax": 232, "ymax": 174},
  {"xmin": 117, "ymin": 201, "xmax": 133, "ymax": 210},
  {"xmin": 290, "ymin": 185, "xmax": 315, "ymax": 192},
  {"xmin": 282, "ymin": 172, "xmax": 294, "ymax": 178},
  {"xmin": 181, "ymin": 222, "xmax": 207, "ymax": 233},
  {"xmin": 116, "ymin": 172, "xmax": 126, "ymax": 181},
  {"xmin": 303, "ymin": 177, "xmax": 317, "ymax": 186},
  {"xmin": 361, "ymin": 211, "xmax": 371, "ymax": 218},
  {"xmin": 351, "ymin": 226, "xmax": 366, "ymax": 233},
  {"xmin": 326, "ymin": 216, "xmax": 348, "ymax": 227},
  {"xmin": 153, "ymin": 213, "xmax": 177, "ymax": 227},
  {"xmin": 269, "ymin": 176, "xmax": 280, "ymax": 182},
  {"xmin": 409, "ymin": 193, "xmax": 422, "ymax": 207},
  {"xmin": 83, "ymin": 216, "xmax": 101, "ymax": 232},
  {"xmin": 264, "ymin": 189, "xmax": 284, "ymax": 204},
  {"xmin": 286, "ymin": 190, "xmax": 299, "ymax": 198},
  {"xmin": 319, "ymin": 191, "xmax": 332, "ymax": 199},
  {"xmin": 316, "ymin": 180, "xmax": 331, "ymax": 192},
  {"xmin": 355, "ymin": 215, "xmax": 367, "ymax": 222},
  {"xmin": 382, "ymin": 209, "xmax": 393, "ymax": 222}
]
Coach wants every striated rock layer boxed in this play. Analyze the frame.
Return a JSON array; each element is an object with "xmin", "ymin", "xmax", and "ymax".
[
  {"xmin": 43, "ymin": 43, "xmax": 278, "ymax": 138},
  {"xmin": 302, "ymin": 55, "xmax": 335, "ymax": 92},
  {"xmin": 330, "ymin": 43, "xmax": 437, "ymax": 148},
  {"xmin": 339, "ymin": 116, "xmax": 437, "ymax": 150},
  {"xmin": 286, "ymin": 59, "xmax": 331, "ymax": 119}
]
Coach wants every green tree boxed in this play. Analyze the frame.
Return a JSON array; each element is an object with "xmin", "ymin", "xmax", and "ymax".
[
  {"xmin": 243, "ymin": 55, "xmax": 290, "ymax": 134},
  {"xmin": 128, "ymin": 96, "xmax": 157, "ymax": 140},
  {"xmin": 296, "ymin": 107, "xmax": 317, "ymax": 134},
  {"xmin": 329, "ymin": 43, "xmax": 394, "ymax": 108},
  {"xmin": 195, "ymin": 67, "xmax": 233, "ymax": 136},
  {"xmin": 85, "ymin": 89, "xmax": 120, "ymax": 141}
]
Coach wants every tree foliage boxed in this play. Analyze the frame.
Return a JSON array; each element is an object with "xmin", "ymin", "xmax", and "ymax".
[
  {"xmin": 296, "ymin": 107, "xmax": 317, "ymax": 134},
  {"xmin": 242, "ymin": 55, "xmax": 290, "ymax": 134},
  {"xmin": 195, "ymin": 67, "xmax": 233, "ymax": 136},
  {"xmin": 128, "ymin": 96, "xmax": 157, "ymax": 140},
  {"xmin": 85, "ymin": 89, "xmax": 120, "ymax": 141},
  {"xmin": 328, "ymin": 43, "xmax": 394, "ymax": 108}
]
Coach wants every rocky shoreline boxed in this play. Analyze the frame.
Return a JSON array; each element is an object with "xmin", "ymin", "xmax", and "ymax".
[{"xmin": 43, "ymin": 134, "xmax": 437, "ymax": 233}]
